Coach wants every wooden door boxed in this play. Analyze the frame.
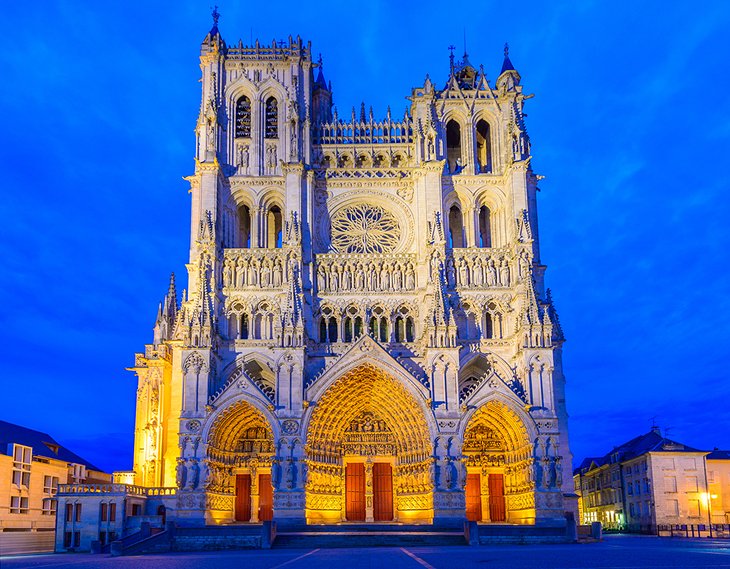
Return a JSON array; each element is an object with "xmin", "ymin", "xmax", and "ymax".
[
  {"xmin": 345, "ymin": 463, "xmax": 366, "ymax": 521},
  {"xmin": 373, "ymin": 463, "xmax": 394, "ymax": 521},
  {"xmin": 488, "ymin": 473, "xmax": 506, "ymax": 522},
  {"xmin": 235, "ymin": 474, "xmax": 251, "ymax": 522},
  {"xmin": 258, "ymin": 473, "xmax": 273, "ymax": 521},
  {"xmin": 465, "ymin": 473, "xmax": 482, "ymax": 522}
]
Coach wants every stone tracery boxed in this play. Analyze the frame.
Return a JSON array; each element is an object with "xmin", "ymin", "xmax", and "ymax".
[{"xmin": 329, "ymin": 203, "xmax": 401, "ymax": 254}]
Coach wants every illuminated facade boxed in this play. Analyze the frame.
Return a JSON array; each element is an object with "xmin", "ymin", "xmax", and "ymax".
[
  {"xmin": 60, "ymin": 12, "xmax": 576, "ymax": 539},
  {"xmin": 574, "ymin": 429, "xmax": 722, "ymax": 533}
]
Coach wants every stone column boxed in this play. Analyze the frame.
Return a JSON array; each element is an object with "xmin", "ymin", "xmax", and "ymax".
[{"xmin": 365, "ymin": 458, "xmax": 374, "ymax": 522}]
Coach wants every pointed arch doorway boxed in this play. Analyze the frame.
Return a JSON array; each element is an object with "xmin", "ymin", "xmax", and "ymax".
[{"xmin": 305, "ymin": 364, "xmax": 432, "ymax": 524}]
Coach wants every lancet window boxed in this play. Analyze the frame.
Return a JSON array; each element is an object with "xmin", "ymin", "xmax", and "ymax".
[
  {"xmin": 446, "ymin": 120, "xmax": 462, "ymax": 174},
  {"xmin": 476, "ymin": 119, "xmax": 492, "ymax": 173},
  {"xmin": 343, "ymin": 307, "xmax": 363, "ymax": 343},
  {"xmin": 369, "ymin": 306, "xmax": 389, "ymax": 343},
  {"xmin": 253, "ymin": 303, "xmax": 275, "ymax": 340},
  {"xmin": 235, "ymin": 96, "xmax": 252, "ymax": 138},
  {"xmin": 319, "ymin": 306, "xmax": 338, "ymax": 343},
  {"xmin": 478, "ymin": 206, "xmax": 492, "ymax": 248},
  {"xmin": 394, "ymin": 306, "xmax": 415, "ymax": 343},
  {"xmin": 484, "ymin": 305, "xmax": 504, "ymax": 339},
  {"xmin": 267, "ymin": 206, "xmax": 283, "ymax": 248},
  {"xmin": 449, "ymin": 204, "xmax": 465, "ymax": 248},
  {"xmin": 239, "ymin": 205, "xmax": 251, "ymax": 248},
  {"xmin": 264, "ymin": 97, "xmax": 278, "ymax": 139}
]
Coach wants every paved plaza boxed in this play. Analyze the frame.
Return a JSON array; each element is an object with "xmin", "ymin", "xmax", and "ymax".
[{"xmin": 3, "ymin": 536, "xmax": 730, "ymax": 568}]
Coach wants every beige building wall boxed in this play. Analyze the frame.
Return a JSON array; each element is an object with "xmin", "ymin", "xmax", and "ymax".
[
  {"xmin": 707, "ymin": 458, "xmax": 730, "ymax": 524},
  {"xmin": 647, "ymin": 452, "xmax": 709, "ymax": 527},
  {"xmin": 0, "ymin": 442, "xmax": 110, "ymax": 554}
]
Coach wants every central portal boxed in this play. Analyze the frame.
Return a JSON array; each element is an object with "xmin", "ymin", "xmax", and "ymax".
[
  {"xmin": 305, "ymin": 363, "xmax": 433, "ymax": 524},
  {"xmin": 344, "ymin": 461, "xmax": 394, "ymax": 522}
]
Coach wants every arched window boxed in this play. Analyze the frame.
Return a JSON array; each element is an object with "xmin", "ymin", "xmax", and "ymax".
[
  {"xmin": 228, "ymin": 314, "xmax": 238, "ymax": 340},
  {"xmin": 394, "ymin": 316, "xmax": 404, "ymax": 342},
  {"xmin": 239, "ymin": 205, "xmax": 251, "ymax": 248},
  {"xmin": 405, "ymin": 317, "xmax": 415, "ymax": 342},
  {"xmin": 254, "ymin": 314, "xmax": 263, "ymax": 340},
  {"xmin": 328, "ymin": 318, "xmax": 338, "ymax": 343},
  {"xmin": 449, "ymin": 205, "xmax": 465, "ymax": 248},
  {"xmin": 267, "ymin": 206, "xmax": 283, "ymax": 248},
  {"xmin": 476, "ymin": 119, "xmax": 492, "ymax": 173},
  {"xmin": 478, "ymin": 206, "xmax": 492, "ymax": 248},
  {"xmin": 344, "ymin": 317, "xmax": 353, "ymax": 343},
  {"xmin": 240, "ymin": 314, "xmax": 249, "ymax": 339},
  {"xmin": 354, "ymin": 316, "xmax": 363, "ymax": 338},
  {"xmin": 235, "ymin": 96, "xmax": 252, "ymax": 138},
  {"xmin": 446, "ymin": 120, "xmax": 462, "ymax": 174},
  {"xmin": 379, "ymin": 317, "xmax": 388, "ymax": 342},
  {"xmin": 319, "ymin": 319, "xmax": 327, "ymax": 343},
  {"xmin": 265, "ymin": 97, "xmax": 278, "ymax": 139}
]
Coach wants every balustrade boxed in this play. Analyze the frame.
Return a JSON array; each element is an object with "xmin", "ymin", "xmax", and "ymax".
[
  {"xmin": 316, "ymin": 253, "xmax": 417, "ymax": 294},
  {"xmin": 57, "ymin": 483, "xmax": 176, "ymax": 496}
]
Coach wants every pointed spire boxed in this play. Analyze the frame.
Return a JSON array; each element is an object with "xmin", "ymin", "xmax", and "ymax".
[
  {"xmin": 360, "ymin": 102, "xmax": 366, "ymax": 123},
  {"xmin": 448, "ymin": 44, "xmax": 456, "ymax": 75},
  {"xmin": 314, "ymin": 53, "xmax": 328, "ymax": 90},
  {"xmin": 202, "ymin": 5, "xmax": 225, "ymax": 49},
  {"xmin": 501, "ymin": 42, "xmax": 516, "ymax": 74}
]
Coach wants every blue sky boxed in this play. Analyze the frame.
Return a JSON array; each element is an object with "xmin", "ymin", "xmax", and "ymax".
[{"xmin": 1, "ymin": 1, "xmax": 729, "ymax": 473}]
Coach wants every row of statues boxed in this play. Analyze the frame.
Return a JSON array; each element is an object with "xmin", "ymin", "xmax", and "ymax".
[
  {"xmin": 317, "ymin": 259, "xmax": 417, "ymax": 292},
  {"xmin": 223, "ymin": 255, "xmax": 286, "ymax": 289},
  {"xmin": 444, "ymin": 255, "xmax": 513, "ymax": 288}
]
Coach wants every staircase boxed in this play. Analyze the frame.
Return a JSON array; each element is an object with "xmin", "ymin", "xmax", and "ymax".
[{"xmin": 273, "ymin": 523, "xmax": 466, "ymax": 548}]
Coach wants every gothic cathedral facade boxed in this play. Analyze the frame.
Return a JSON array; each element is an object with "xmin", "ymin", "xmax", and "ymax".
[{"xmin": 131, "ymin": 18, "xmax": 573, "ymax": 528}]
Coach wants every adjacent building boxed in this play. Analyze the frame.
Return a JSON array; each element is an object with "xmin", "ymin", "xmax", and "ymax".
[
  {"xmin": 0, "ymin": 421, "xmax": 109, "ymax": 554},
  {"xmin": 707, "ymin": 450, "xmax": 730, "ymax": 525},
  {"xmin": 574, "ymin": 428, "xmax": 729, "ymax": 533},
  {"xmin": 55, "ymin": 11, "xmax": 577, "ymax": 551}
]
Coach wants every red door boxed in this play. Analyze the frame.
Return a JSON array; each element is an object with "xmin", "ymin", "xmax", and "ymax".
[
  {"xmin": 235, "ymin": 474, "xmax": 251, "ymax": 522},
  {"xmin": 466, "ymin": 473, "xmax": 482, "ymax": 522},
  {"xmin": 488, "ymin": 473, "xmax": 506, "ymax": 522},
  {"xmin": 373, "ymin": 463, "xmax": 394, "ymax": 521},
  {"xmin": 345, "ymin": 463, "xmax": 366, "ymax": 521},
  {"xmin": 258, "ymin": 473, "xmax": 273, "ymax": 521}
]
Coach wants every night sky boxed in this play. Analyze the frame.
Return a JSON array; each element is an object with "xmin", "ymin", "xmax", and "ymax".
[{"xmin": 1, "ymin": 1, "xmax": 728, "ymax": 474}]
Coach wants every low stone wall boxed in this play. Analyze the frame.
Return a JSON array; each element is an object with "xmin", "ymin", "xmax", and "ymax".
[
  {"xmin": 171, "ymin": 528, "xmax": 261, "ymax": 551},
  {"xmin": 478, "ymin": 523, "xmax": 571, "ymax": 545}
]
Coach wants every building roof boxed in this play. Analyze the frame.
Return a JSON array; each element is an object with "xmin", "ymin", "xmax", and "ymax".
[
  {"xmin": 707, "ymin": 449, "xmax": 730, "ymax": 460},
  {"xmin": 0, "ymin": 420, "xmax": 104, "ymax": 472},
  {"xmin": 574, "ymin": 428, "xmax": 704, "ymax": 475}
]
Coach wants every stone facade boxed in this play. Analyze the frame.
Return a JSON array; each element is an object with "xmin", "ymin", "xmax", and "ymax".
[
  {"xmin": 56, "ymin": 12, "xmax": 575, "ymax": 546},
  {"xmin": 0, "ymin": 421, "xmax": 109, "ymax": 554},
  {"xmin": 574, "ymin": 428, "xmax": 725, "ymax": 532}
]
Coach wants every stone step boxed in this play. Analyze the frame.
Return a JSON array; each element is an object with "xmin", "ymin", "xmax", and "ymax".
[{"xmin": 273, "ymin": 530, "xmax": 466, "ymax": 548}]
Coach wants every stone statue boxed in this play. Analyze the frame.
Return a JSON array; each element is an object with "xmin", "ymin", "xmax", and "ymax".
[{"xmin": 176, "ymin": 459, "xmax": 187, "ymax": 489}]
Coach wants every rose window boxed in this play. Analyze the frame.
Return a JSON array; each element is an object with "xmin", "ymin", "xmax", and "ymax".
[{"xmin": 330, "ymin": 203, "xmax": 400, "ymax": 254}]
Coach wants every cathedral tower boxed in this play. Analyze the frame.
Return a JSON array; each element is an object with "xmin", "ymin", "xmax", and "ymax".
[{"xmin": 128, "ymin": 13, "xmax": 574, "ymax": 528}]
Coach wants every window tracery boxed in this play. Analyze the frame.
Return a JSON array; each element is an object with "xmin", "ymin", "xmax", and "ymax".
[
  {"xmin": 235, "ymin": 96, "xmax": 252, "ymax": 138},
  {"xmin": 330, "ymin": 204, "xmax": 400, "ymax": 254},
  {"xmin": 265, "ymin": 97, "xmax": 278, "ymax": 139}
]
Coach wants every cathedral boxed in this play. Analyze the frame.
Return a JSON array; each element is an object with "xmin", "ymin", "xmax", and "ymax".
[{"xmin": 61, "ymin": 12, "xmax": 575, "ymax": 543}]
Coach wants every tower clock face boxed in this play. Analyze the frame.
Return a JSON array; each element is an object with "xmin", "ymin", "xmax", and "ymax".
[{"xmin": 329, "ymin": 203, "xmax": 400, "ymax": 254}]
